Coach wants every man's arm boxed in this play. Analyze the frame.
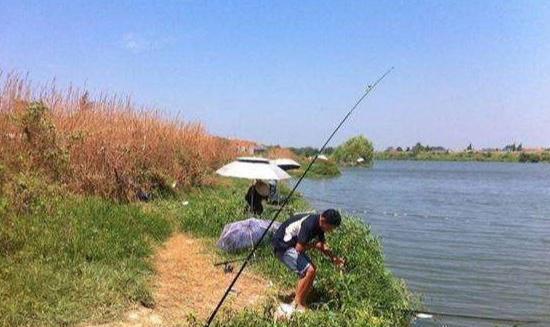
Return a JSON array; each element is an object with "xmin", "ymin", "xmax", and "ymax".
[{"xmin": 295, "ymin": 242, "xmax": 314, "ymax": 253}]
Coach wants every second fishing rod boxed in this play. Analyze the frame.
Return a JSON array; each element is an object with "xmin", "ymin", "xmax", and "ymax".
[{"xmin": 205, "ymin": 67, "xmax": 395, "ymax": 326}]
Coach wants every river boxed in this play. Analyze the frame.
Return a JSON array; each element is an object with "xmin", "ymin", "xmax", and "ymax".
[{"xmin": 297, "ymin": 160, "xmax": 550, "ymax": 327}]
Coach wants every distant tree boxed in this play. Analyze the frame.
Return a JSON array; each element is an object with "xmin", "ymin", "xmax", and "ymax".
[
  {"xmin": 517, "ymin": 143, "xmax": 523, "ymax": 151},
  {"xmin": 332, "ymin": 135, "xmax": 374, "ymax": 166},
  {"xmin": 412, "ymin": 142, "xmax": 425, "ymax": 154},
  {"xmin": 503, "ymin": 143, "xmax": 517, "ymax": 152},
  {"xmin": 324, "ymin": 146, "xmax": 335, "ymax": 155},
  {"xmin": 406, "ymin": 147, "xmax": 410, "ymax": 152},
  {"xmin": 466, "ymin": 143, "xmax": 473, "ymax": 151},
  {"xmin": 289, "ymin": 146, "xmax": 319, "ymax": 157},
  {"xmin": 396, "ymin": 146, "xmax": 403, "ymax": 152}
]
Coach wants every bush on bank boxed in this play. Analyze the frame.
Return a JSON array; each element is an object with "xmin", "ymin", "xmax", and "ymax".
[{"xmin": 291, "ymin": 159, "xmax": 341, "ymax": 178}]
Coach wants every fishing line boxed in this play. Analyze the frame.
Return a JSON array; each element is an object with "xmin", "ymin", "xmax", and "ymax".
[{"xmin": 205, "ymin": 67, "xmax": 394, "ymax": 326}]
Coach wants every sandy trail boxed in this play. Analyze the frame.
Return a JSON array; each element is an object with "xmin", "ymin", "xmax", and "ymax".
[{"xmin": 91, "ymin": 233, "xmax": 272, "ymax": 327}]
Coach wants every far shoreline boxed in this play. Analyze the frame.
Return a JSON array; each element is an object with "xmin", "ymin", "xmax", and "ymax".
[{"xmin": 374, "ymin": 151, "xmax": 550, "ymax": 164}]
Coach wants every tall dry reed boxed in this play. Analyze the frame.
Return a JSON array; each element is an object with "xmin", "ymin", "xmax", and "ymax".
[
  {"xmin": 0, "ymin": 71, "xmax": 238, "ymax": 201},
  {"xmin": 266, "ymin": 146, "xmax": 298, "ymax": 160}
]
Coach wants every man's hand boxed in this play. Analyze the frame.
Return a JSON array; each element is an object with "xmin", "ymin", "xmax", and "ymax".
[
  {"xmin": 314, "ymin": 241, "xmax": 325, "ymax": 251},
  {"xmin": 332, "ymin": 256, "xmax": 346, "ymax": 268},
  {"xmin": 315, "ymin": 242, "xmax": 345, "ymax": 268}
]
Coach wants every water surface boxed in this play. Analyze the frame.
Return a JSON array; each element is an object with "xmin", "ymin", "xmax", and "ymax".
[{"xmin": 297, "ymin": 161, "xmax": 550, "ymax": 327}]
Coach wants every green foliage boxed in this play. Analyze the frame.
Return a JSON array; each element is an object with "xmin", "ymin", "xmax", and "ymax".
[
  {"xmin": 2, "ymin": 172, "xmax": 65, "ymax": 215},
  {"xmin": 518, "ymin": 152, "xmax": 541, "ymax": 163},
  {"xmin": 288, "ymin": 146, "xmax": 336, "ymax": 157},
  {"xmin": 0, "ymin": 188, "xmax": 174, "ymax": 326},
  {"xmin": 17, "ymin": 102, "xmax": 70, "ymax": 181},
  {"xmin": 332, "ymin": 135, "xmax": 374, "ymax": 166},
  {"xmin": 291, "ymin": 159, "xmax": 341, "ymax": 179},
  {"xmin": 288, "ymin": 147, "xmax": 319, "ymax": 157}
]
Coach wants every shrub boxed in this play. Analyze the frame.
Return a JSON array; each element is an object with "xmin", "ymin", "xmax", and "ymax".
[
  {"xmin": 291, "ymin": 159, "xmax": 341, "ymax": 178},
  {"xmin": 518, "ymin": 152, "xmax": 541, "ymax": 163},
  {"xmin": 333, "ymin": 135, "xmax": 374, "ymax": 166}
]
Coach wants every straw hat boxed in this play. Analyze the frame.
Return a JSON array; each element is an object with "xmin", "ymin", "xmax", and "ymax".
[{"xmin": 254, "ymin": 181, "xmax": 270, "ymax": 197}]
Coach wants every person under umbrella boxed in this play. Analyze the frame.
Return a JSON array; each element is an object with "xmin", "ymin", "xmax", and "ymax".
[
  {"xmin": 216, "ymin": 157, "xmax": 290, "ymax": 216},
  {"xmin": 245, "ymin": 180, "xmax": 269, "ymax": 215}
]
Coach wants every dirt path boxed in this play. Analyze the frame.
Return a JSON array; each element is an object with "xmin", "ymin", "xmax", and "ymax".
[{"xmin": 92, "ymin": 233, "xmax": 273, "ymax": 327}]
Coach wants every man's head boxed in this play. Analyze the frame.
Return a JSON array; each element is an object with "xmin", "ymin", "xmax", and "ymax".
[
  {"xmin": 319, "ymin": 209, "xmax": 341, "ymax": 232},
  {"xmin": 254, "ymin": 180, "xmax": 269, "ymax": 198}
]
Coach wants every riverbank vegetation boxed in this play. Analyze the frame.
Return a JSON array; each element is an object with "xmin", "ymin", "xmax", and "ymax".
[
  {"xmin": 375, "ymin": 142, "xmax": 550, "ymax": 163},
  {"xmin": 0, "ymin": 73, "xmax": 236, "ymax": 203},
  {"xmin": 179, "ymin": 180, "xmax": 414, "ymax": 327},
  {"xmin": 332, "ymin": 135, "xmax": 374, "ymax": 166},
  {"xmin": 1, "ymin": 73, "xmax": 413, "ymax": 326},
  {"xmin": 285, "ymin": 135, "xmax": 375, "ymax": 178},
  {"xmin": 290, "ymin": 158, "xmax": 341, "ymax": 178}
]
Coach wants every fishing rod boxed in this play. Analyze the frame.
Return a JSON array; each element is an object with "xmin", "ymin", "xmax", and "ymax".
[
  {"xmin": 213, "ymin": 257, "xmax": 250, "ymax": 267},
  {"xmin": 205, "ymin": 67, "xmax": 395, "ymax": 326}
]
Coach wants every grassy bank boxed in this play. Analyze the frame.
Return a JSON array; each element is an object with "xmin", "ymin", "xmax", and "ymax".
[
  {"xmin": 375, "ymin": 150, "xmax": 550, "ymax": 163},
  {"xmin": 1, "ymin": 177, "xmax": 414, "ymax": 326},
  {"xmin": 0, "ymin": 181, "xmax": 177, "ymax": 326}
]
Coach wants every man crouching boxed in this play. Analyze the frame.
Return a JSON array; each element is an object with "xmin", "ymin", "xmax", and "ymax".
[{"xmin": 272, "ymin": 209, "xmax": 345, "ymax": 311}]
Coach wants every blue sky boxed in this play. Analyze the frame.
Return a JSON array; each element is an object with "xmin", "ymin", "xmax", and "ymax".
[{"xmin": 1, "ymin": 1, "xmax": 549, "ymax": 150}]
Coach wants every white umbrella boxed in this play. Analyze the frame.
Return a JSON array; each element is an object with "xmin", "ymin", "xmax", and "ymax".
[
  {"xmin": 270, "ymin": 158, "xmax": 301, "ymax": 171},
  {"xmin": 216, "ymin": 157, "xmax": 291, "ymax": 180}
]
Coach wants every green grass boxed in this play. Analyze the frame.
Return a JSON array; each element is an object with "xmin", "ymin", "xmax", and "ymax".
[
  {"xmin": 1, "ymin": 176, "xmax": 414, "ymax": 326},
  {"xmin": 0, "ymin": 193, "xmax": 174, "ymax": 326}
]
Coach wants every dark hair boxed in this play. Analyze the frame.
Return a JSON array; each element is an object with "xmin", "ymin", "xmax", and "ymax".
[{"xmin": 321, "ymin": 209, "xmax": 341, "ymax": 226}]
